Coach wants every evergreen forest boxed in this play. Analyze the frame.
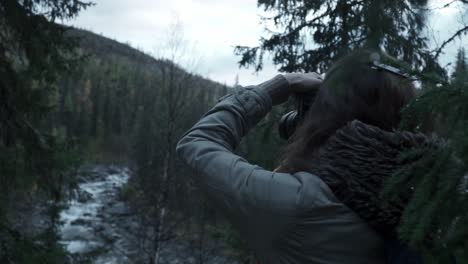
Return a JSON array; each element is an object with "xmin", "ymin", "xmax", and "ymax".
[{"xmin": 1, "ymin": 0, "xmax": 468, "ymax": 263}]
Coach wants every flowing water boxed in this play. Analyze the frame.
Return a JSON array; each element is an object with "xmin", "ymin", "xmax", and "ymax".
[
  {"xmin": 59, "ymin": 165, "xmax": 239, "ymax": 264},
  {"xmin": 59, "ymin": 165, "xmax": 133, "ymax": 263}
]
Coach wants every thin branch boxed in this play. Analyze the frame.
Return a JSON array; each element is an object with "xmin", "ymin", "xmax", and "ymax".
[
  {"xmin": 433, "ymin": 25, "xmax": 468, "ymax": 59},
  {"xmin": 421, "ymin": 0, "xmax": 458, "ymax": 11}
]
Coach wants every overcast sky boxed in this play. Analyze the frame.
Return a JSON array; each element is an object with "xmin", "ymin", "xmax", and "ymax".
[{"xmin": 66, "ymin": 0, "xmax": 468, "ymax": 86}]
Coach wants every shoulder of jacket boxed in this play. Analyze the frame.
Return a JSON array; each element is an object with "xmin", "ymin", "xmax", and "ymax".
[{"xmin": 292, "ymin": 171, "xmax": 342, "ymax": 208}]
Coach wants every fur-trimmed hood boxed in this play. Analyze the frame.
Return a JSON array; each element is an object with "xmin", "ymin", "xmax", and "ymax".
[{"xmin": 307, "ymin": 120, "xmax": 438, "ymax": 238}]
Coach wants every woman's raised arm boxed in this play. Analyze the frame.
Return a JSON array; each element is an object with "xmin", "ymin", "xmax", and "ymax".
[{"xmin": 175, "ymin": 74, "xmax": 328, "ymax": 251}]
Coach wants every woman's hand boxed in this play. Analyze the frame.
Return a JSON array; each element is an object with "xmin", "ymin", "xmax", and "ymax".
[
  {"xmin": 260, "ymin": 73, "xmax": 323, "ymax": 105},
  {"xmin": 283, "ymin": 72, "xmax": 323, "ymax": 93}
]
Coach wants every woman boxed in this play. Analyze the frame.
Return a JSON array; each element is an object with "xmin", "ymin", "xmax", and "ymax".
[{"xmin": 176, "ymin": 50, "xmax": 424, "ymax": 263}]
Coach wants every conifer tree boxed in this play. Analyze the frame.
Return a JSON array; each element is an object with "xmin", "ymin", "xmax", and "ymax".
[
  {"xmin": 235, "ymin": 0, "xmax": 432, "ymax": 72},
  {"xmin": 382, "ymin": 51, "xmax": 468, "ymax": 263},
  {"xmin": 0, "ymin": 0, "xmax": 91, "ymax": 262},
  {"xmin": 451, "ymin": 48, "xmax": 468, "ymax": 88}
]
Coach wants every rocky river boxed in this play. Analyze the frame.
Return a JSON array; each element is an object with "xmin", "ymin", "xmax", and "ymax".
[
  {"xmin": 59, "ymin": 165, "xmax": 135, "ymax": 263},
  {"xmin": 58, "ymin": 165, "xmax": 240, "ymax": 264}
]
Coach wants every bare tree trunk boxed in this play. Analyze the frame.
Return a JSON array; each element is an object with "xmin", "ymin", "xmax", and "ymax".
[
  {"xmin": 149, "ymin": 17, "xmax": 201, "ymax": 264},
  {"xmin": 153, "ymin": 153, "xmax": 170, "ymax": 264}
]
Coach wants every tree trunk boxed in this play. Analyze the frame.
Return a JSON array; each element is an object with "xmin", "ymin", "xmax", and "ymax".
[{"xmin": 153, "ymin": 152, "xmax": 170, "ymax": 264}]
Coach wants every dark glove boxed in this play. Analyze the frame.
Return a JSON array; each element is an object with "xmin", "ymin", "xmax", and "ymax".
[{"xmin": 259, "ymin": 73, "xmax": 323, "ymax": 105}]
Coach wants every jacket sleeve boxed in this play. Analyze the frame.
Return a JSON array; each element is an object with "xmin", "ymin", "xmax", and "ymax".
[{"xmin": 175, "ymin": 76, "xmax": 328, "ymax": 249}]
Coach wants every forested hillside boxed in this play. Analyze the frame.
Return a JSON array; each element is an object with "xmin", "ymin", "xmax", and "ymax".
[
  {"xmin": 51, "ymin": 27, "xmax": 293, "ymax": 263},
  {"xmin": 54, "ymin": 29, "xmax": 251, "ymax": 262},
  {"xmin": 56, "ymin": 29, "xmax": 226, "ymax": 159},
  {"xmin": 1, "ymin": 2, "xmax": 284, "ymax": 259}
]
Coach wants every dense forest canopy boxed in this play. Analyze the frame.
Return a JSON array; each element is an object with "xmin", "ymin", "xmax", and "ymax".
[{"xmin": 1, "ymin": 0, "xmax": 468, "ymax": 263}]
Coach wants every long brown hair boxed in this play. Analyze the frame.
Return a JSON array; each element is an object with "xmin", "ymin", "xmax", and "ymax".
[{"xmin": 280, "ymin": 50, "xmax": 417, "ymax": 173}]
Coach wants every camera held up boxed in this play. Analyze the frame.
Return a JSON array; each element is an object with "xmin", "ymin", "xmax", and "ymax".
[{"xmin": 278, "ymin": 90, "xmax": 318, "ymax": 140}]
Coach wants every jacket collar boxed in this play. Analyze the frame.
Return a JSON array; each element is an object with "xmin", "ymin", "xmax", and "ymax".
[{"xmin": 307, "ymin": 120, "xmax": 437, "ymax": 238}]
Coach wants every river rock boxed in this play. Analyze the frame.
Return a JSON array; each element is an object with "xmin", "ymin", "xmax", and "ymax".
[
  {"xmin": 107, "ymin": 202, "xmax": 131, "ymax": 217},
  {"xmin": 71, "ymin": 218, "xmax": 92, "ymax": 226},
  {"xmin": 77, "ymin": 189, "xmax": 93, "ymax": 203},
  {"xmin": 106, "ymin": 166, "xmax": 121, "ymax": 175}
]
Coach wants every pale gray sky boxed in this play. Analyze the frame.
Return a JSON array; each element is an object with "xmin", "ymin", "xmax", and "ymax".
[{"xmin": 66, "ymin": 0, "xmax": 467, "ymax": 86}]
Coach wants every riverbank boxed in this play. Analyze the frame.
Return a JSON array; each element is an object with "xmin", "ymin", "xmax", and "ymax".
[{"xmin": 59, "ymin": 164, "xmax": 241, "ymax": 263}]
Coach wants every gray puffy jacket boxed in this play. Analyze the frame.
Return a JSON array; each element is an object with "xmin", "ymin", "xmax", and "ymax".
[{"xmin": 176, "ymin": 78, "xmax": 385, "ymax": 264}]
